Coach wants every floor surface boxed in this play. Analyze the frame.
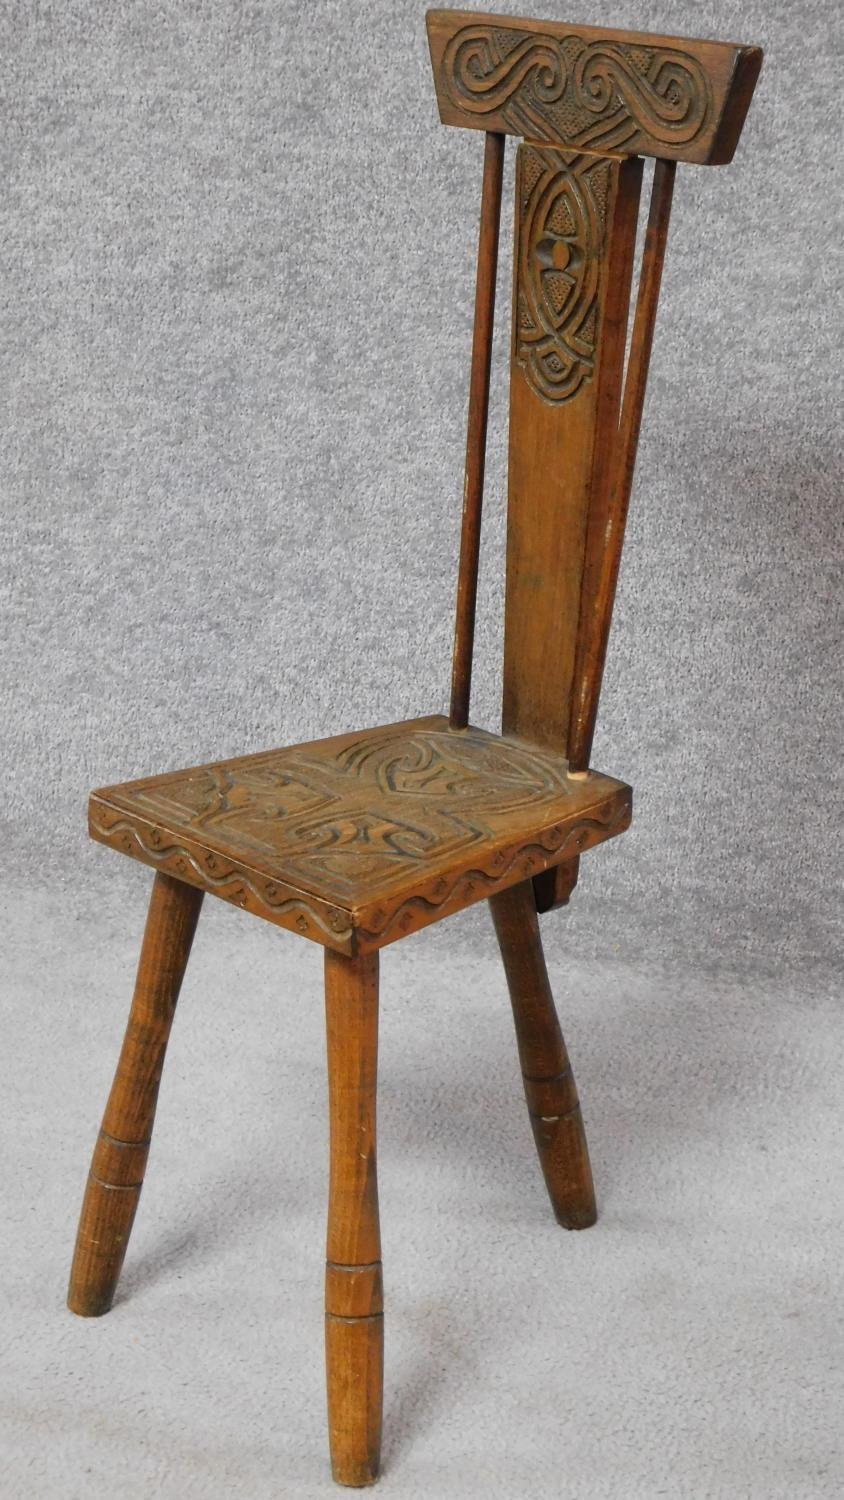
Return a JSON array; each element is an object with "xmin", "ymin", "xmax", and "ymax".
[{"xmin": 3, "ymin": 884, "xmax": 841, "ymax": 1499}]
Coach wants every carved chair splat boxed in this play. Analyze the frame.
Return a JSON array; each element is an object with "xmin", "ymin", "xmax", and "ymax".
[{"xmin": 67, "ymin": 9, "xmax": 762, "ymax": 1485}]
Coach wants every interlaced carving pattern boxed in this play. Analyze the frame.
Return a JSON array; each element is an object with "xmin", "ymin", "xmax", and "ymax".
[
  {"xmin": 515, "ymin": 146, "xmax": 611, "ymax": 404},
  {"xmin": 90, "ymin": 720, "xmax": 630, "ymax": 945},
  {"xmin": 443, "ymin": 23, "xmax": 711, "ymax": 154}
]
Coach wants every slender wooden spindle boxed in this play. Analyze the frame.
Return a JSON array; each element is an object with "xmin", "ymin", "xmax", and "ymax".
[
  {"xmin": 490, "ymin": 879, "xmax": 596, "ymax": 1229},
  {"xmin": 324, "ymin": 949, "xmax": 382, "ymax": 1487},
  {"xmin": 567, "ymin": 159, "xmax": 677, "ymax": 772},
  {"xmin": 449, "ymin": 130, "xmax": 505, "ymax": 729},
  {"xmin": 68, "ymin": 872, "xmax": 203, "ymax": 1316}
]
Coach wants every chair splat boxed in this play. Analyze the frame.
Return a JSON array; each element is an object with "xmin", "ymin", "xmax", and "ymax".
[{"xmin": 501, "ymin": 143, "xmax": 644, "ymax": 760}]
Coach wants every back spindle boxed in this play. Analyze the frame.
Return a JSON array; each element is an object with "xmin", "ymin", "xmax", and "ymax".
[
  {"xmin": 449, "ymin": 130, "xmax": 505, "ymax": 730},
  {"xmin": 567, "ymin": 159, "xmax": 677, "ymax": 773}
]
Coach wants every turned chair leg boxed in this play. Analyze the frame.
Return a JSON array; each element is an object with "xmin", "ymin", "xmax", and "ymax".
[
  {"xmin": 67, "ymin": 872, "xmax": 203, "ymax": 1317},
  {"xmin": 324, "ymin": 949, "xmax": 383, "ymax": 1487},
  {"xmin": 489, "ymin": 879, "xmax": 597, "ymax": 1229}
]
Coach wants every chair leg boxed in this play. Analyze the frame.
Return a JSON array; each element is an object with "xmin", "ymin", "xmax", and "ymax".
[
  {"xmin": 489, "ymin": 879, "xmax": 597, "ymax": 1230},
  {"xmin": 67, "ymin": 872, "xmax": 203, "ymax": 1317},
  {"xmin": 324, "ymin": 948, "xmax": 383, "ymax": 1487}
]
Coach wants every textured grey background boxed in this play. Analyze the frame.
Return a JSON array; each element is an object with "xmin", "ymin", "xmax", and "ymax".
[
  {"xmin": 2, "ymin": 0, "xmax": 841, "ymax": 968},
  {"xmin": 2, "ymin": 2, "xmax": 842, "ymax": 1497}
]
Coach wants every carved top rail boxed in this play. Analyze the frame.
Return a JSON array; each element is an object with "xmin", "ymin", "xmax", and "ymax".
[{"xmin": 427, "ymin": 9, "xmax": 762, "ymax": 164}]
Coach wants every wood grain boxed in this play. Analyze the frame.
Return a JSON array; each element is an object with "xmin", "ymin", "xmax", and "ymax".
[
  {"xmin": 324, "ymin": 950, "xmax": 383, "ymax": 1487},
  {"xmin": 490, "ymin": 879, "xmax": 596, "ymax": 1227},
  {"xmin": 67, "ymin": 873, "xmax": 203, "ymax": 1316},
  {"xmin": 568, "ymin": 158, "xmax": 676, "ymax": 772},
  {"xmin": 533, "ymin": 853, "xmax": 579, "ymax": 914},
  {"xmin": 68, "ymin": 8, "xmax": 765, "ymax": 1483},
  {"xmin": 450, "ymin": 130, "xmax": 505, "ymax": 730},
  {"xmin": 89, "ymin": 716, "xmax": 631, "ymax": 953},
  {"xmin": 502, "ymin": 148, "xmax": 642, "ymax": 756},
  {"xmin": 427, "ymin": 10, "xmax": 762, "ymax": 165}
]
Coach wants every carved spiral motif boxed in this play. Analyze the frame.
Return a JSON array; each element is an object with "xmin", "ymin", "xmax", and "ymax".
[
  {"xmin": 442, "ymin": 25, "xmax": 710, "ymax": 152},
  {"xmin": 573, "ymin": 44, "xmax": 708, "ymax": 144},
  {"xmin": 443, "ymin": 28, "xmax": 567, "ymax": 115}
]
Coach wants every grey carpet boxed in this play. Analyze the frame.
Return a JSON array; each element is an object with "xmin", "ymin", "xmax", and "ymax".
[
  {"xmin": 2, "ymin": 0, "xmax": 842, "ymax": 1495},
  {"xmin": 4, "ymin": 894, "xmax": 842, "ymax": 1498}
]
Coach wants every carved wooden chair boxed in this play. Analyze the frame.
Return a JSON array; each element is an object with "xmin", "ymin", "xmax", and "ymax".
[{"xmin": 67, "ymin": 9, "xmax": 762, "ymax": 1486}]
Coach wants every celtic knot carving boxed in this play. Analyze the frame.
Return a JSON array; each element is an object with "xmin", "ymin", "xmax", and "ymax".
[
  {"xmin": 515, "ymin": 147, "xmax": 610, "ymax": 405},
  {"xmin": 442, "ymin": 24, "xmax": 710, "ymax": 154},
  {"xmin": 89, "ymin": 718, "xmax": 631, "ymax": 951}
]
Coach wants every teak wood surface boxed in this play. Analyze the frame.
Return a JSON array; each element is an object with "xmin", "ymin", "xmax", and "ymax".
[{"xmin": 67, "ymin": 7, "xmax": 762, "ymax": 1487}]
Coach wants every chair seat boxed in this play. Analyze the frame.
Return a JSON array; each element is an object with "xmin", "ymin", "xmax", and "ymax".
[{"xmin": 89, "ymin": 714, "xmax": 631, "ymax": 953}]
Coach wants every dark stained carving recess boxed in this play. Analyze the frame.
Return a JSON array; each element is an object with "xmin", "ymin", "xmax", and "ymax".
[
  {"xmin": 442, "ymin": 23, "xmax": 711, "ymax": 156},
  {"xmin": 515, "ymin": 145, "xmax": 613, "ymax": 404},
  {"xmin": 89, "ymin": 716, "xmax": 631, "ymax": 951}
]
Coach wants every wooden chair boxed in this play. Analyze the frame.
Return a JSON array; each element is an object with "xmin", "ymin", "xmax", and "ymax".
[{"xmin": 67, "ymin": 9, "xmax": 762, "ymax": 1486}]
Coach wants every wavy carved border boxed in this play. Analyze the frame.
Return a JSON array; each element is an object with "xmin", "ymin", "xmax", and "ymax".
[
  {"xmin": 355, "ymin": 795, "xmax": 631, "ymax": 947},
  {"xmin": 90, "ymin": 788, "xmax": 632, "ymax": 954},
  {"xmin": 89, "ymin": 804, "xmax": 355, "ymax": 950}
]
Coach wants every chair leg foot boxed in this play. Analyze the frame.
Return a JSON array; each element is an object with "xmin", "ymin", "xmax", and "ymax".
[
  {"xmin": 67, "ymin": 872, "xmax": 203, "ymax": 1317},
  {"xmin": 324, "ymin": 949, "xmax": 383, "ymax": 1486},
  {"xmin": 490, "ymin": 879, "xmax": 597, "ymax": 1230},
  {"xmin": 325, "ymin": 1306, "xmax": 384, "ymax": 1487}
]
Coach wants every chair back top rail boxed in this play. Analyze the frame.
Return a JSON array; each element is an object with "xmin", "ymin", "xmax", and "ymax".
[{"xmin": 427, "ymin": 9, "xmax": 762, "ymax": 165}]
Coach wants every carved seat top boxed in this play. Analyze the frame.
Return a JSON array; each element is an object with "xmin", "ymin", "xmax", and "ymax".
[{"xmin": 90, "ymin": 716, "xmax": 630, "ymax": 953}]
